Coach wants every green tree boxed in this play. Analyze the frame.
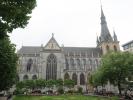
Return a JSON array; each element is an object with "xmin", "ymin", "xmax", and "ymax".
[
  {"xmin": 16, "ymin": 81, "xmax": 25, "ymax": 90},
  {"xmin": 0, "ymin": 0, "xmax": 36, "ymax": 38},
  {"xmin": 99, "ymin": 51, "xmax": 133, "ymax": 95},
  {"xmin": 0, "ymin": 37, "xmax": 18, "ymax": 91},
  {"xmin": 90, "ymin": 70, "xmax": 107, "ymax": 87},
  {"xmin": 0, "ymin": 0, "xmax": 36, "ymax": 92}
]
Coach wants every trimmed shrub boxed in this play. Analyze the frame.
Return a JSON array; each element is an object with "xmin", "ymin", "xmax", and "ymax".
[{"xmin": 57, "ymin": 87, "xmax": 64, "ymax": 94}]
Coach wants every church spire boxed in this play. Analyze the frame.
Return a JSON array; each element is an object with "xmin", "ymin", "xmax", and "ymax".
[
  {"xmin": 113, "ymin": 30, "xmax": 118, "ymax": 42},
  {"xmin": 100, "ymin": 6, "xmax": 113, "ymax": 42},
  {"xmin": 96, "ymin": 33, "xmax": 99, "ymax": 45}
]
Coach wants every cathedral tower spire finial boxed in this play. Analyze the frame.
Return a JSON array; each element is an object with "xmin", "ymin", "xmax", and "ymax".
[
  {"xmin": 52, "ymin": 33, "xmax": 54, "ymax": 37},
  {"xmin": 100, "ymin": 5, "xmax": 113, "ymax": 42},
  {"xmin": 113, "ymin": 29, "xmax": 118, "ymax": 42}
]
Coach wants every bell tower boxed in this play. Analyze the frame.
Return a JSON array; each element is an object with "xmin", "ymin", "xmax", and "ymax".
[{"xmin": 97, "ymin": 7, "xmax": 120, "ymax": 55}]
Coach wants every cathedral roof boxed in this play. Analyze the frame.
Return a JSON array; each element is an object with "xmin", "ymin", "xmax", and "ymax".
[
  {"xmin": 63, "ymin": 47, "xmax": 102, "ymax": 57},
  {"xmin": 17, "ymin": 46, "xmax": 41, "ymax": 54},
  {"xmin": 63, "ymin": 47, "xmax": 101, "ymax": 53},
  {"xmin": 18, "ymin": 46, "xmax": 102, "ymax": 57}
]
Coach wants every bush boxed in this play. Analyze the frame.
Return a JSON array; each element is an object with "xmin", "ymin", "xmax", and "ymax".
[
  {"xmin": 14, "ymin": 89, "xmax": 25, "ymax": 95},
  {"xmin": 67, "ymin": 90, "xmax": 74, "ymax": 94},
  {"xmin": 57, "ymin": 87, "xmax": 64, "ymax": 94},
  {"xmin": 77, "ymin": 87, "xmax": 83, "ymax": 94}
]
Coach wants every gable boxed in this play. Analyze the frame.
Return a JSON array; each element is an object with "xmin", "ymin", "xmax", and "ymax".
[{"xmin": 44, "ymin": 36, "xmax": 61, "ymax": 50}]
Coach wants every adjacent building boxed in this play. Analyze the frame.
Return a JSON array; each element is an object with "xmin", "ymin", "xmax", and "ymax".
[
  {"xmin": 17, "ymin": 7, "xmax": 120, "ymax": 91},
  {"xmin": 122, "ymin": 40, "xmax": 133, "ymax": 52}
]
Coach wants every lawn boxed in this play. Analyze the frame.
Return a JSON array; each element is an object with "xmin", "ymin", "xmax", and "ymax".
[{"xmin": 13, "ymin": 95, "xmax": 119, "ymax": 100}]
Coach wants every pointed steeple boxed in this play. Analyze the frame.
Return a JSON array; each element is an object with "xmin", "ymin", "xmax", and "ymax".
[
  {"xmin": 96, "ymin": 36, "xmax": 99, "ymax": 45},
  {"xmin": 113, "ymin": 30, "xmax": 118, "ymax": 42},
  {"xmin": 101, "ymin": 6, "xmax": 105, "ymax": 23},
  {"xmin": 100, "ymin": 6, "xmax": 113, "ymax": 42}
]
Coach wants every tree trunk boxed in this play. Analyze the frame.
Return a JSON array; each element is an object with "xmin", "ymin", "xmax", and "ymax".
[{"xmin": 118, "ymin": 82, "xmax": 121, "ymax": 95}]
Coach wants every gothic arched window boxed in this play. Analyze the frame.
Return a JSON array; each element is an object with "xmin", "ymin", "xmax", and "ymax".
[
  {"xmin": 80, "ymin": 73, "xmax": 85, "ymax": 85},
  {"xmin": 64, "ymin": 73, "xmax": 70, "ymax": 80},
  {"xmin": 77, "ymin": 59, "xmax": 80, "ymax": 67},
  {"xmin": 94, "ymin": 59, "xmax": 98, "ymax": 70},
  {"xmin": 72, "ymin": 73, "xmax": 77, "ymax": 85},
  {"xmin": 70, "ymin": 58, "xmax": 74, "ymax": 67},
  {"xmin": 26, "ymin": 58, "xmax": 33, "ymax": 72},
  {"xmin": 65, "ymin": 58, "xmax": 69, "ymax": 70},
  {"xmin": 95, "ymin": 59, "xmax": 99, "ymax": 66},
  {"xmin": 23, "ymin": 75, "xmax": 28, "ymax": 80},
  {"xmin": 46, "ymin": 54, "xmax": 57, "ymax": 80},
  {"xmin": 114, "ymin": 45, "xmax": 117, "ymax": 51},
  {"xmin": 83, "ymin": 59, "xmax": 86, "ymax": 67},
  {"xmin": 32, "ymin": 75, "xmax": 37, "ymax": 80},
  {"xmin": 88, "ymin": 59, "xmax": 92, "ymax": 70}
]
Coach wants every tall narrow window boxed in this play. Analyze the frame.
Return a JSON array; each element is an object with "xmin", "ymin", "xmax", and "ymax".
[
  {"xmin": 80, "ymin": 73, "xmax": 85, "ymax": 85},
  {"xmin": 82, "ymin": 59, "xmax": 86, "ymax": 70},
  {"xmin": 46, "ymin": 54, "xmax": 57, "ymax": 80},
  {"xmin": 65, "ymin": 58, "xmax": 69, "ymax": 70},
  {"xmin": 89, "ymin": 59, "xmax": 92, "ymax": 66},
  {"xmin": 83, "ymin": 59, "xmax": 86, "ymax": 67},
  {"xmin": 94, "ymin": 59, "xmax": 98, "ymax": 70},
  {"xmin": 27, "ymin": 58, "xmax": 33, "ymax": 72},
  {"xmin": 77, "ymin": 59, "xmax": 80, "ymax": 67},
  {"xmin": 72, "ymin": 73, "xmax": 77, "ymax": 85},
  {"xmin": 70, "ymin": 58, "xmax": 74, "ymax": 68},
  {"xmin": 88, "ymin": 59, "xmax": 92, "ymax": 70}
]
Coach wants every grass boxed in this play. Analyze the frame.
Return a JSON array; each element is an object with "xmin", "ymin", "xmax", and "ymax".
[{"xmin": 13, "ymin": 95, "xmax": 119, "ymax": 100}]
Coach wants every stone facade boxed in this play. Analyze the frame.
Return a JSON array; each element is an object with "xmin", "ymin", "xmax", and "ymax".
[{"xmin": 17, "ymin": 37, "xmax": 102, "ymax": 91}]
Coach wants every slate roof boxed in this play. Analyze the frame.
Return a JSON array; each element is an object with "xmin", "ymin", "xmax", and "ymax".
[
  {"xmin": 17, "ymin": 46, "xmax": 42, "ymax": 54},
  {"xmin": 63, "ymin": 47, "xmax": 102, "ymax": 57},
  {"xmin": 63, "ymin": 47, "xmax": 101, "ymax": 52},
  {"xmin": 18, "ymin": 46, "xmax": 102, "ymax": 57},
  {"xmin": 122, "ymin": 40, "xmax": 133, "ymax": 47}
]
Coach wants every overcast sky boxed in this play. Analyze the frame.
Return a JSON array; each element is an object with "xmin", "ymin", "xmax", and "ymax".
[{"xmin": 10, "ymin": 0, "xmax": 133, "ymax": 50}]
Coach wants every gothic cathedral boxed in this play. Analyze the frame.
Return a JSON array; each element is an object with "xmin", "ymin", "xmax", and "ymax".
[{"xmin": 17, "ymin": 7, "xmax": 120, "ymax": 91}]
